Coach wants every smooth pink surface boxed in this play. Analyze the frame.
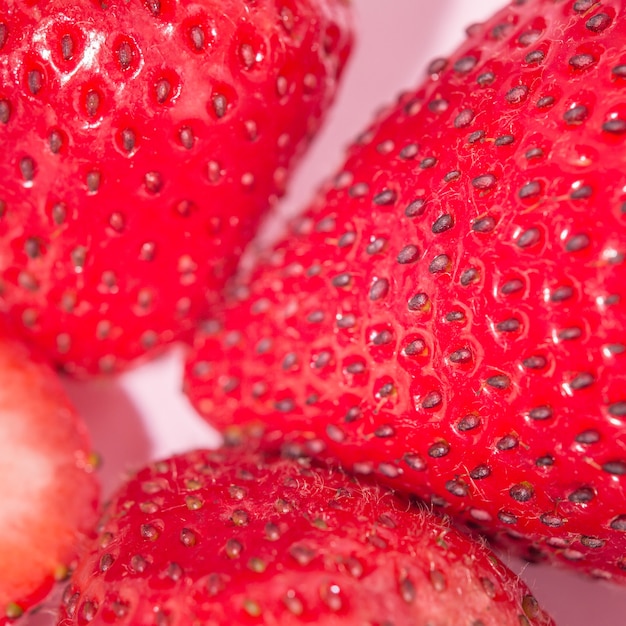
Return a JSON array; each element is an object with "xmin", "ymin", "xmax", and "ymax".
[{"xmin": 23, "ymin": 2, "xmax": 626, "ymax": 624}]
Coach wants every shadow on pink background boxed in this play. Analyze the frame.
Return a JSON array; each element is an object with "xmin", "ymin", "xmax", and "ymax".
[{"xmin": 24, "ymin": 2, "xmax": 626, "ymax": 624}]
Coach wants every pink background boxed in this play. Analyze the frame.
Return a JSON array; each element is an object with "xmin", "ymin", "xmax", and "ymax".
[{"xmin": 28, "ymin": 2, "xmax": 626, "ymax": 624}]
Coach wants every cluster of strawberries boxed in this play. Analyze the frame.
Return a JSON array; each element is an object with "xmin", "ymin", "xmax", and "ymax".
[{"xmin": 1, "ymin": 0, "xmax": 625, "ymax": 624}]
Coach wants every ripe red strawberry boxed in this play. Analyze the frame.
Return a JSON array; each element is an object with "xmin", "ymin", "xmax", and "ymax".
[
  {"xmin": 58, "ymin": 445, "xmax": 553, "ymax": 626},
  {"xmin": 185, "ymin": 0, "xmax": 626, "ymax": 582},
  {"xmin": 0, "ymin": 0, "xmax": 352, "ymax": 376},
  {"xmin": 0, "ymin": 329, "xmax": 99, "ymax": 623}
]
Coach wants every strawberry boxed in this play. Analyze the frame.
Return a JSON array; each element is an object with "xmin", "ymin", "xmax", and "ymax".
[
  {"xmin": 185, "ymin": 0, "xmax": 626, "ymax": 582},
  {"xmin": 0, "ymin": 329, "xmax": 99, "ymax": 623},
  {"xmin": 58, "ymin": 445, "xmax": 553, "ymax": 626},
  {"xmin": 0, "ymin": 0, "xmax": 352, "ymax": 375}
]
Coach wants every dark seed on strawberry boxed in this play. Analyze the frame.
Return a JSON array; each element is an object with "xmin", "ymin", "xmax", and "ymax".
[{"xmin": 569, "ymin": 487, "xmax": 595, "ymax": 504}]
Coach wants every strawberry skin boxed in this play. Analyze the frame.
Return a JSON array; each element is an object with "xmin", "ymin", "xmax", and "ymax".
[
  {"xmin": 0, "ymin": 0, "xmax": 352, "ymax": 375},
  {"xmin": 186, "ymin": 0, "xmax": 626, "ymax": 581},
  {"xmin": 0, "ymin": 329, "xmax": 99, "ymax": 623},
  {"xmin": 58, "ymin": 445, "xmax": 553, "ymax": 626}
]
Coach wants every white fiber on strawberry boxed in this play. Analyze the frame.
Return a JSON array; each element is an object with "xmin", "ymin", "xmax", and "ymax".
[{"xmin": 58, "ymin": 445, "xmax": 554, "ymax": 626}]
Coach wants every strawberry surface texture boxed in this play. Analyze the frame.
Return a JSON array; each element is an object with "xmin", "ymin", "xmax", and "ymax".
[
  {"xmin": 0, "ymin": 329, "xmax": 99, "ymax": 624},
  {"xmin": 0, "ymin": 0, "xmax": 352, "ymax": 375},
  {"xmin": 186, "ymin": 0, "xmax": 626, "ymax": 582},
  {"xmin": 58, "ymin": 446, "xmax": 554, "ymax": 626}
]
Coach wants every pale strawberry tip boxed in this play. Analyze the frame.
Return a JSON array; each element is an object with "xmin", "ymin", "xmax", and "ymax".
[{"xmin": 0, "ymin": 332, "xmax": 100, "ymax": 624}]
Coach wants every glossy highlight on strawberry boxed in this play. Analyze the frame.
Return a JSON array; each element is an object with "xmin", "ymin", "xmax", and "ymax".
[
  {"xmin": 186, "ymin": 0, "xmax": 626, "ymax": 581},
  {"xmin": 0, "ymin": 0, "xmax": 352, "ymax": 375},
  {"xmin": 58, "ymin": 445, "xmax": 553, "ymax": 626}
]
